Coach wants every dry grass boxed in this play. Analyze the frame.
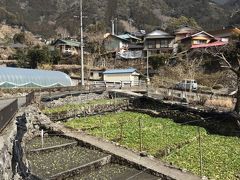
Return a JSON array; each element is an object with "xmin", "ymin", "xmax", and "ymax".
[{"xmin": 204, "ymin": 98, "xmax": 234, "ymax": 109}]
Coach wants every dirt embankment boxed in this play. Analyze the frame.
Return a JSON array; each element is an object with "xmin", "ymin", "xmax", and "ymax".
[{"xmin": 0, "ymin": 24, "xmax": 43, "ymax": 59}]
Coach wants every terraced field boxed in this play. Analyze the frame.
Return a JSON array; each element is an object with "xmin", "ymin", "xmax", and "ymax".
[
  {"xmin": 67, "ymin": 164, "xmax": 159, "ymax": 180},
  {"xmin": 26, "ymin": 136, "xmax": 76, "ymax": 150},
  {"xmin": 26, "ymin": 136, "xmax": 159, "ymax": 179},
  {"xmin": 65, "ymin": 111, "xmax": 240, "ymax": 180},
  {"xmin": 27, "ymin": 145, "xmax": 108, "ymax": 178}
]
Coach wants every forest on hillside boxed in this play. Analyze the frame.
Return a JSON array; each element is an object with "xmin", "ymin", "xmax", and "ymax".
[{"xmin": 0, "ymin": 0, "xmax": 238, "ymax": 37}]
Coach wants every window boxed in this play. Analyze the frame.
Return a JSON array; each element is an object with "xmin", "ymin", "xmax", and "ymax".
[
  {"xmin": 156, "ymin": 40, "xmax": 161, "ymax": 48},
  {"xmin": 90, "ymin": 72, "xmax": 94, "ymax": 77},
  {"xmin": 193, "ymin": 40, "xmax": 206, "ymax": 44},
  {"xmin": 147, "ymin": 40, "xmax": 156, "ymax": 49},
  {"xmin": 160, "ymin": 39, "xmax": 169, "ymax": 47}
]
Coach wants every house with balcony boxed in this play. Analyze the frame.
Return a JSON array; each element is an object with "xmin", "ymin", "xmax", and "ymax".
[
  {"xmin": 143, "ymin": 29, "xmax": 175, "ymax": 56},
  {"xmin": 103, "ymin": 34, "xmax": 129, "ymax": 52},
  {"xmin": 52, "ymin": 39, "xmax": 80, "ymax": 56},
  {"xmin": 104, "ymin": 33, "xmax": 144, "ymax": 59},
  {"xmin": 180, "ymin": 31, "xmax": 218, "ymax": 49},
  {"xmin": 179, "ymin": 31, "xmax": 228, "ymax": 49}
]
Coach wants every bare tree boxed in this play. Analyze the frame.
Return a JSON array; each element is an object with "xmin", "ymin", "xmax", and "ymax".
[{"xmin": 205, "ymin": 43, "xmax": 240, "ymax": 114}]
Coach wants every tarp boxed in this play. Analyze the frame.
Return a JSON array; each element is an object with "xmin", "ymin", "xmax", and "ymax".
[{"xmin": 117, "ymin": 50, "xmax": 143, "ymax": 59}]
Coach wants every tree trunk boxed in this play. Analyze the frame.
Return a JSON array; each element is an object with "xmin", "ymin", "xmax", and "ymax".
[{"xmin": 234, "ymin": 74, "xmax": 240, "ymax": 114}]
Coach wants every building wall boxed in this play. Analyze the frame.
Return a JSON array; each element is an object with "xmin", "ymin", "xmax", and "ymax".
[
  {"xmin": 103, "ymin": 73, "xmax": 139, "ymax": 83},
  {"xmin": 144, "ymin": 38, "xmax": 174, "ymax": 52},
  {"xmin": 104, "ymin": 73, "xmax": 131, "ymax": 82},
  {"xmin": 90, "ymin": 71, "xmax": 103, "ymax": 80},
  {"xmin": 104, "ymin": 37, "xmax": 121, "ymax": 52}
]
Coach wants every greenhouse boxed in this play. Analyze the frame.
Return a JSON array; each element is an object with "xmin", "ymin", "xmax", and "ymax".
[{"xmin": 0, "ymin": 67, "xmax": 72, "ymax": 88}]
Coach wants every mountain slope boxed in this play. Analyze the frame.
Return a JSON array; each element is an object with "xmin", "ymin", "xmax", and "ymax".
[{"xmin": 0, "ymin": 0, "xmax": 237, "ymax": 37}]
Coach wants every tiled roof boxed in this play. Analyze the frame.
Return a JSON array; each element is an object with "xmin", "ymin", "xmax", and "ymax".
[
  {"xmin": 145, "ymin": 30, "xmax": 174, "ymax": 39},
  {"xmin": 103, "ymin": 68, "xmax": 136, "ymax": 74}
]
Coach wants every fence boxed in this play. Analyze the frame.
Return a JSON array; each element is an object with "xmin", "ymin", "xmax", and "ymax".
[
  {"xmin": 0, "ymin": 99, "xmax": 18, "ymax": 133},
  {"xmin": 148, "ymin": 87, "xmax": 234, "ymax": 103}
]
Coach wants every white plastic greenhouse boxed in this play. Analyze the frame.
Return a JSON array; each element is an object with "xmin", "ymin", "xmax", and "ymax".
[{"xmin": 0, "ymin": 67, "xmax": 72, "ymax": 88}]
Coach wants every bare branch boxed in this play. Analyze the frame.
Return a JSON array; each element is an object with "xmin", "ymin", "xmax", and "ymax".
[{"xmin": 221, "ymin": 66, "xmax": 238, "ymax": 74}]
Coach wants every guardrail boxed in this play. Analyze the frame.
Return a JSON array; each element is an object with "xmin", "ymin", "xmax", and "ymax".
[
  {"xmin": 0, "ymin": 91, "xmax": 35, "ymax": 133},
  {"xmin": 0, "ymin": 99, "xmax": 18, "ymax": 133}
]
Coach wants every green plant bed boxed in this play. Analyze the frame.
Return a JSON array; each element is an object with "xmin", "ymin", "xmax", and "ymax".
[
  {"xmin": 27, "ymin": 145, "xmax": 108, "ymax": 178},
  {"xmin": 164, "ymin": 135, "xmax": 240, "ymax": 180},
  {"xmin": 43, "ymin": 98, "xmax": 127, "ymax": 115},
  {"xmin": 26, "ymin": 136, "xmax": 76, "ymax": 151},
  {"xmin": 65, "ymin": 112, "xmax": 204, "ymax": 156},
  {"xmin": 65, "ymin": 111, "xmax": 240, "ymax": 179}
]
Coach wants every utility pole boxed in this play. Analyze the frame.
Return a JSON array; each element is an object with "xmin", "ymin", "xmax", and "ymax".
[
  {"xmin": 146, "ymin": 49, "xmax": 150, "ymax": 96},
  {"xmin": 80, "ymin": 0, "xmax": 84, "ymax": 86}
]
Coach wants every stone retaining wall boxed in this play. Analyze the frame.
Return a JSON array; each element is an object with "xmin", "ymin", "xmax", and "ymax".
[
  {"xmin": 0, "ymin": 120, "xmax": 16, "ymax": 180},
  {"xmin": 48, "ymin": 101, "xmax": 129, "ymax": 121},
  {"xmin": 130, "ymin": 96, "xmax": 240, "ymax": 136}
]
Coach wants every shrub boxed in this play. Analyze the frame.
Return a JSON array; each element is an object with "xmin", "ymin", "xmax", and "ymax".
[{"xmin": 212, "ymin": 84, "xmax": 224, "ymax": 90}]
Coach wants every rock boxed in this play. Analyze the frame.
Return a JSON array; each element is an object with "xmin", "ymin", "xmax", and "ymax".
[{"xmin": 140, "ymin": 151, "xmax": 148, "ymax": 157}]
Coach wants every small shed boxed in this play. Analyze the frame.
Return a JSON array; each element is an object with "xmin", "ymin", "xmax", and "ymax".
[
  {"xmin": 103, "ymin": 68, "xmax": 140, "ymax": 85},
  {"xmin": 90, "ymin": 68, "xmax": 105, "ymax": 81}
]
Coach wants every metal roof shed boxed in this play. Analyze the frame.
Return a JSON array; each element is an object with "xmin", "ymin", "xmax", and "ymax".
[{"xmin": 103, "ymin": 68, "xmax": 140, "ymax": 84}]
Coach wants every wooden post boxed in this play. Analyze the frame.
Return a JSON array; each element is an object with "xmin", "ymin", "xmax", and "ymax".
[
  {"xmin": 198, "ymin": 126, "xmax": 203, "ymax": 177},
  {"xmin": 41, "ymin": 129, "xmax": 44, "ymax": 148},
  {"xmin": 139, "ymin": 118, "xmax": 143, "ymax": 152}
]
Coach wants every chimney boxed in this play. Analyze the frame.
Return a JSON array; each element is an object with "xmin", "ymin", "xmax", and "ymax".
[{"xmin": 111, "ymin": 19, "xmax": 115, "ymax": 35}]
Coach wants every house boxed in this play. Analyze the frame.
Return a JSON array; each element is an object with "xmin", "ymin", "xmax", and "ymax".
[
  {"xmin": 103, "ymin": 34, "xmax": 129, "ymax": 52},
  {"xmin": 52, "ymin": 39, "xmax": 80, "ymax": 56},
  {"xmin": 103, "ymin": 68, "xmax": 140, "ymax": 85},
  {"xmin": 144, "ymin": 29, "xmax": 175, "ymax": 56},
  {"xmin": 129, "ymin": 30, "xmax": 146, "ymax": 41},
  {"xmin": 180, "ymin": 31, "xmax": 218, "ymax": 49},
  {"xmin": 174, "ymin": 26, "xmax": 198, "ymax": 42},
  {"xmin": 209, "ymin": 26, "xmax": 240, "ymax": 42},
  {"xmin": 117, "ymin": 33, "xmax": 142, "ymax": 44}
]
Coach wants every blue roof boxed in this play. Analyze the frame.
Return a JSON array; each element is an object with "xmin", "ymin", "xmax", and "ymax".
[
  {"xmin": 0, "ymin": 67, "xmax": 72, "ymax": 88},
  {"xmin": 103, "ymin": 68, "xmax": 136, "ymax": 74}
]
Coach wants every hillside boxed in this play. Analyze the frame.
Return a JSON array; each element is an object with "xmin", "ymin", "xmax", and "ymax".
[{"xmin": 0, "ymin": 0, "xmax": 238, "ymax": 37}]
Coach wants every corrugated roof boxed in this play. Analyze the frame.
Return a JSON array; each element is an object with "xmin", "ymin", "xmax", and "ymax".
[
  {"xmin": 117, "ymin": 34, "xmax": 141, "ymax": 41},
  {"xmin": 103, "ymin": 68, "xmax": 136, "ymax": 74}
]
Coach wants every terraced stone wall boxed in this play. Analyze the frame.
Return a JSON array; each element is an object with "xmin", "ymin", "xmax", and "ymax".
[{"xmin": 130, "ymin": 96, "xmax": 240, "ymax": 136}]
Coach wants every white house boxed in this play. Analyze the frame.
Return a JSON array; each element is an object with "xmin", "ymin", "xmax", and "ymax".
[{"xmin": 103, "ymin": 68, "xmax": 140, "ymax": 86}]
